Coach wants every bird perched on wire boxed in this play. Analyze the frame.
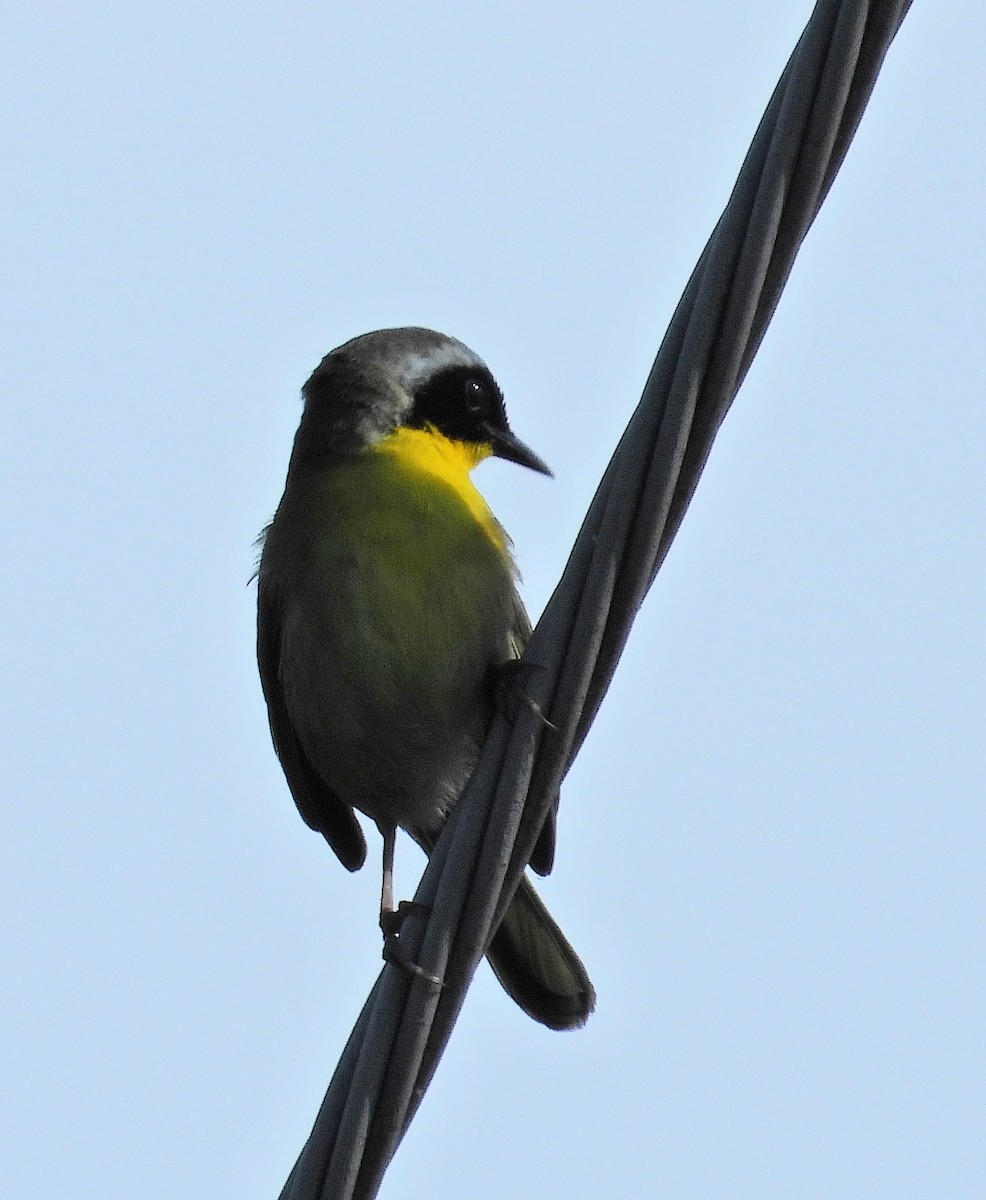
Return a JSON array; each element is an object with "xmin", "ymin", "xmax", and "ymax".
[{"xmin": 256, "ymin": 327, "xmax": 594, "ymax": 1030}]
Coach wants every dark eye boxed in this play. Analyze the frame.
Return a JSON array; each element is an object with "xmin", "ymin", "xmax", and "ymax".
[{"xmin": 464, "ymin": 377, "xmax": 486, "ymax": 412}]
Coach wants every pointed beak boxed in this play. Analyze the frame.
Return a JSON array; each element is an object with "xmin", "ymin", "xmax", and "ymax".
[{"xmin": 485, "ymin": 424, "xmax": 553, "ymax": 477}]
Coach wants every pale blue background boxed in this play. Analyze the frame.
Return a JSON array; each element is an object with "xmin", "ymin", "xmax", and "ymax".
[{"xmin": 3, "ymin": 3, "xmax": 984, "ymax": 1197}]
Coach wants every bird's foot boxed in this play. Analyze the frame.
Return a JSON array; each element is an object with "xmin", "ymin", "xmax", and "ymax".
[
  {"xmin": 495, "ymin": 659, "xmax": 558, "ymax": 731},
  {"xmin": 381, "ymin": 901, "xmax": 443, "ymax": 987}
]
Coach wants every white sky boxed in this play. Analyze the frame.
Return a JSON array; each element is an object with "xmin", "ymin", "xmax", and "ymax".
[{"xmin": 3, "ymin": 3, "xmax": 984, "ymax": 1197}]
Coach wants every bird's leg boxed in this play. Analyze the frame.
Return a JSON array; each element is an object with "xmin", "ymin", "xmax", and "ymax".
[
  {"xmin": 377, "ymin": 819, "xmax": 396, "ymax": 931},
  {"xmin": 376, "ymin": 820, "xmax": 442, "ymax": 986}
]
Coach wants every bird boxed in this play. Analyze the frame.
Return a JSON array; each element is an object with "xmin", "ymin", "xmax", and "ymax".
[{"xmin": 256, "ymin": 326, "xmax": 594, "ymax": 1030}]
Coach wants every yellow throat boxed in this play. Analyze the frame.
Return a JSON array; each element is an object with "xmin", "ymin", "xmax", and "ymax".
[{"xmin": 366, "ymin": 425, "xmax": 508, "ymax": 554}]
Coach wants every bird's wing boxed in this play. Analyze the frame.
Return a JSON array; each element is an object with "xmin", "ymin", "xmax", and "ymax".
[{"xmin": 257, "ymin": 582, "xmax": 367, "ymax": 872}]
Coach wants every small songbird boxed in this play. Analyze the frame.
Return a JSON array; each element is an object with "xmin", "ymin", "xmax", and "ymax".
[{"xmin": 256, "ymin": 327, "xmax": 594, "ymax": 1029}]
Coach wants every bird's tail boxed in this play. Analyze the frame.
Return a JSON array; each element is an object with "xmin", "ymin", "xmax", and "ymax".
[{"xmin": 486, "ymin": 875, "xmax": 595, "ymax": 1030}]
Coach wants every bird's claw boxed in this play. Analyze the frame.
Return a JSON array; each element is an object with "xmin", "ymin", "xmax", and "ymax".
[
  {"xmin": 381, "ymin": 901, "xmax": 443, "ymax": 987},
  {"xmin": 496, "ymin": 659, "xmax": 558, "ymax": 731}
]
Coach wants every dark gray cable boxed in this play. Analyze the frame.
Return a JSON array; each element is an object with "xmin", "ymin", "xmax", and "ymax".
[{"xmin": 276, "ymin": 3, "xmax": 914, "ymax": 1196}]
